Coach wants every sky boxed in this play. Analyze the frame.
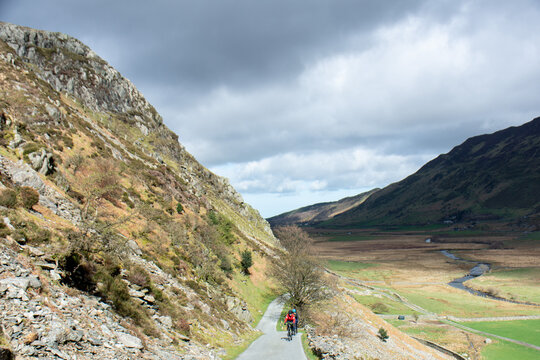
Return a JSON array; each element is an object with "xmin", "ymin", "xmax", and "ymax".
[{"xmin": 2, "ymin": 0, "xmax": 540, "ymax": 217}]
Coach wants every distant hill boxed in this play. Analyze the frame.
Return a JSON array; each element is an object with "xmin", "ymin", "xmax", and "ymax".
[
  {"xmin": 267, "ymin": 189, "xmax": 379, "ymax": 226},
  {"xmin": 276, "ymin": 118, "xmax": 540, "ymax": 228}
]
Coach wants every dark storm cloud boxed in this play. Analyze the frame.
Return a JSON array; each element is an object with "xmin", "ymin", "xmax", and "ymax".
[
  {"xmin": 3, "ymin": 0, "xmax": 423, "ymax": 89},
  {"xmin": 3, "ymin": 0, "xmax": 540, "ymax": 217}
]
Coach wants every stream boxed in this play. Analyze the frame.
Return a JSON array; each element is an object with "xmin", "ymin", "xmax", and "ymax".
[{"xmin": 441, "ymin": 250, "xmax": 536, "ymax": 305}]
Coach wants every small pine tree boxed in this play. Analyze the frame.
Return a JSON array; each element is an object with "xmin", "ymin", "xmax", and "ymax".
[
  {"xmin": 378, "ymin": 327, "xmax": 389, "ymax": 342},
  {"xmin": 240, "ymin": 250, "xmax": 253, "ymax": 275}
]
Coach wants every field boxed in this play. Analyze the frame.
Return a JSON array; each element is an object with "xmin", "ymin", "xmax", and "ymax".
[
  {"xmin": 465, "ymin": 268, "xmax": 540, "ymax": 304},
  {"xmin": 460, "ymin": 319, "xmax": 540, "ymax": 347},
  {"xmin": 481, "ymin": 339, "xmax": 540, "ymax": 360},
  {"xmin": 311, "ymin": 227, "xmax": 540, "ymax": 359},
  {"xmin": 388, "ymin": 319, "xmax": 486, "ymax": 357}
]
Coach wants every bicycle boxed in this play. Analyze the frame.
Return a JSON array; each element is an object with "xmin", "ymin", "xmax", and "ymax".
[{"xmin": 286, "ymin": 321, "xmax": 294, "ymax": 341}]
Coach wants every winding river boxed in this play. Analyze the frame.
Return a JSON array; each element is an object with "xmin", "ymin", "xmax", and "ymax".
[{"xmin": 441, "ymin": 250, "xmax": 537, "ymax": 306}]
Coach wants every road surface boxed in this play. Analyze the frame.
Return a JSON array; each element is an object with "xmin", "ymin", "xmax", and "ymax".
[{"xmin": 236, "ymin": 296, "xmax": 308, "ymax": 360}]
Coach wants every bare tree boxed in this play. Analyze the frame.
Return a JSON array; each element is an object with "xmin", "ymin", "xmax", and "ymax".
[{"xmin": 270, "ymin": 226, "xmax": 327, "ymax": 309}]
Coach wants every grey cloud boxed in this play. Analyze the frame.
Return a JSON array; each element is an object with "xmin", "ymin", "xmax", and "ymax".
[
  {"xmin": 4, "ymin": 0, "xmax": 424, "ymax": 89},
  {"xmin": 3, "ymin": 0, "xmax": 540, "ymax": 216}
]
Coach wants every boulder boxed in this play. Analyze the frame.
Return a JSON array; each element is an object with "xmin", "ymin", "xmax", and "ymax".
[
  {"xmin": 0, "ymin": 277, "xmax": 30, "ymax": 290},
  {"xmin": 27, "ymin": 275, "xmax": 42, "ymax": 289},
  {"xmin": 115, "ymin": 332, "xmax": 143, "ymax": 349},
  {"xmin": 127, "ymin": 239, "xmax": 142, "ymax": 255},
  {"xmin": 27, "ymin": 149, "xmax": 55, "ymax": 175}
]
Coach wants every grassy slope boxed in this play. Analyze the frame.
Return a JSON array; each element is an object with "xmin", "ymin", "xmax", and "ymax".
[
  {"xmin": 320, "ymin": 118, "xmax": 540, "ymax": 227},
  {"xmin": 0, "ymin": 32, "xmax": 283, "ymax": 355}
]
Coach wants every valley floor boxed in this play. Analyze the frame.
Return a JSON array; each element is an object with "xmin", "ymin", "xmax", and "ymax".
[{"xmin": 312, "ymin": 228, "xmax": 540, "ymax": 360}]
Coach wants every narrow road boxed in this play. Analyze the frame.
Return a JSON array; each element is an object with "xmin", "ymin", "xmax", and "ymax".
[{"xmin": 236, "ymin": 296, "xmax": 308, "ymax": 360}]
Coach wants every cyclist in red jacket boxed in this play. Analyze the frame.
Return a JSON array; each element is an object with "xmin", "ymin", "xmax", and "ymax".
[{"xmin": 284, "ymin": 310, "xmax": 296, "ymax": 338}]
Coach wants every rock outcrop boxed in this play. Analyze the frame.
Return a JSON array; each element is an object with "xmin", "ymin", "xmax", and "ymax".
[{"xmin": 0, "ymin": 155, "xmax": 81, "ymax": 224}]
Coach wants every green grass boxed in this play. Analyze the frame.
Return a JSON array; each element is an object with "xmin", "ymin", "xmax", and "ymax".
[
  {"xmin": 388, "ymin": 320, "xmax": 451, "ymax": 345},
  {"xmin": 223, "ymin": 331, "xmax": 262, "ymax": 360},
  {"xmin": 300, "ymin": 332, "xmax": 319, "ymax": 360},
  {"xmin": 380, "ymin": 224, "xmax": 447, "ymax": 232},
  {"xmin": 395, "ymin": 286, "xmax": 540, "ymax": 317},
  {"xmin": 231, "ymin": 272, "xmax": 277, "ymax": 326},
  {"xmin": 350, "ymin": 293, "xmax": 418, "ymax": 315},
  {"xmin": 465, "ymin": 268, "xmax": 540, "ymax": 304},
  {"xmin": 434, "ymin": 230, "xmax": 487, "ymax": 237},
  {"xmin": 481, "ymin": 338, "xmax": 540, "ymax": 360},
  {"xmin": 461, "ymin": 320, "xmax": 540, "ymax": 347}
]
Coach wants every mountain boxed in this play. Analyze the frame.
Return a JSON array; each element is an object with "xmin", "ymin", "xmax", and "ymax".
[
  {"xmin": 0, "ymin": 21, "xmax": 278, "ymax": 359},
  {"xmin": 279, "ymin": 118, "xmax": 540, "ymax": 228},
  {"xmin": 0, "ymin": 22, "xmax": 466, "ymax": 360},
  {"xmin": 267, "ymin": 188, "xmax": 379, "ymax": 226}
]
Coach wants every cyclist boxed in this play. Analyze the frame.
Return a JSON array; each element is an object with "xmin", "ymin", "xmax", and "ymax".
[
  {"xmin": 283, "ymin": 310, "xmax": 296, "ymax": 340},
  {"xmin": 292, "ymin": 308, "xmax": 299, "ymax": 334}
]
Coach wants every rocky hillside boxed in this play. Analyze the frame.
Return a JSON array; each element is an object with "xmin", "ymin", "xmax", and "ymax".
[
  {"xmin": 267, "ymin": 189, "xmax": 379, "ymax": 227},
  {"xmin": 0, "ymin": 21, "xmax": 278, "ymax": 359},
  {"xmin": 0, "ymin": 21, "xmax": 275, "ymax": 247},
  {"xmin": 0, "ymin": 22, "xmax": 464, "ymax": 360},
  {"xmin": 318, "ymin": 118, "xmax": 540, "ymax": 228}
]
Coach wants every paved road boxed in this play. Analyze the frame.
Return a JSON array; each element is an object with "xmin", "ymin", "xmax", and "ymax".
[{"xmin": 237, "ymin": 296, "xmax": 307, "ymax": 360}]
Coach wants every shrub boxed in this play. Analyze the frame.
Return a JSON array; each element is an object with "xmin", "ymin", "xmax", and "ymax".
[
  {"xmin": 240, "ymin": 250, "xmax": 253, "ymax": 275},
  {"xmin": 485, "ymin": 287, "xmax": 500, "ymax": 297},
  {"xmin": 378, "ymin": 327, "xmax": 389, "ymax": 342},
  {"xmin": 67, "ymin": 189, "xmax": 85, "ymax": 203},
  {"xmin": 207, "ymin": 210, "xmax": 235, "ymax": 245},
  {"xmin": 176, "ymin": 203, "xmax": 184, "ymax": 214},
  {"xmin": 175, "ymin": 318, "xmax": 190, "ymax": 335},
  {"xmin": 61, "ymin": 135, "xmax": 74, "ymax": 148},
  {"xmin": 19, "ymin": 186, "xmax": 39, "ymax": 209},
  {"xmin": 59, "ymin": 252, "xmax": 97, "ymax": 292},
  {"xmin": 0, "ymin": 189, "xmax": 17, "ymax": 208},
  {"xmin": 23, "ymin": 223, "xmax": 51, "ymax": 244},
  {"xmin": 126, "ymin": 266, "xmax": 151, "ymax": 288},
  {"xmin": 218, "ymin": 253, "xmax": 233, "ymax": 274},
  {"xmin": 22, "ymin": 142, "xmax": 41, "ymax": 157},
  {"xmin": 370, "ymin": 302, "xmax": 390, "ymax": 314},
  {"xmin": 65, "ymin": 153, "xmax": 84, "ymax": 174}
]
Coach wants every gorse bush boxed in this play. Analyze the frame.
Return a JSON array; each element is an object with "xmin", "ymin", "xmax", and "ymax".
[
  {"xmin": 370, "ymin": 302, "xmax": 390, "ymax": 314},
  {"xmin": 208, "ymin": 210, "xmax": 235, "ymax": 245},
  {"xmin": 0, "ymin": 188, "xmax": 17, "ymax": 208},
  {"xmin": 19, "ymin": 186, "xmax": 39, "ymax": 209},
  {"xmin": 126, "ymin": 265, "xmax": 151, "ymax": 288}
]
